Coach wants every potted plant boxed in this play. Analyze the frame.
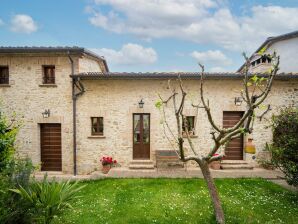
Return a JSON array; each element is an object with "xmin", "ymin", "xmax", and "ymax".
[
  {"xmin": 209, "ymin": 153, "xmax": 222, "ymax": 170},
  {"xmin": 100, "ymin": 156, "xmax": 117, "ymax": 174}
]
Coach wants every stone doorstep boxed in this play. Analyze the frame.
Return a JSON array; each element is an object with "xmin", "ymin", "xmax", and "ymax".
[
  {"xmin": 129, "ymin": 160, "xmax": 155, "ymax": 165},
  {"xmin": 221, "ymin": 160, "xmax": 250, "ymax": 164},
  {"xmin": 129, "ymin": 160, "xmax": 155, "ymax": 169},
  {"xmin": 129, "ymin": 164, "xmax": 155, "ymax": 169},
  {"xmin": 220, "ymin": 164, "xmax": 254, "ymax": 170},
  {"xmin": 221, "ymin": 160, "xmax": 254, "ymax": 170}
]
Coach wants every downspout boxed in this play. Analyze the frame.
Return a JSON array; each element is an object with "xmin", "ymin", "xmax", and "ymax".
[{"xmin": 68, "ymin": 53, "xmax": 77, "ymax": 176}]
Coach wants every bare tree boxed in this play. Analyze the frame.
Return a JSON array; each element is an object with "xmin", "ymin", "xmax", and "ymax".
[{"xmin": 157, "ymin": 53, "xmax": 280, "ymax": 224}]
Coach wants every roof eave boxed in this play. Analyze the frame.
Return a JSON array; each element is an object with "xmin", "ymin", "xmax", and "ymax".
[
  {"xmin": 237, "ymin": 30, "xmax": 298, "ymax": 72},
  {"xmin": 70, "ymin": 72, "xmax": 298, "ymax": 81}
]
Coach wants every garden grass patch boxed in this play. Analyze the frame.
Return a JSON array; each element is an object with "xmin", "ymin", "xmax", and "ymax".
[{"xmin": 53, "ymin": 178, "xmax": 298, "ymax": 224}]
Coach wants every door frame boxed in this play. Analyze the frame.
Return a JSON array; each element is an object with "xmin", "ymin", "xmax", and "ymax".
[{"xmin": 132, "ymin": 113, "xmax": 150, "ymax": 160}]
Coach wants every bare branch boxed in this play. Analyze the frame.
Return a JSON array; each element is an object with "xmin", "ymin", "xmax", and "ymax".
[
  {"xmin": 182, "ymin": 115, "xmax": 199, "ymax": 156},
  {"xmin": 254, "ymin": 58, "xmax": 279, "ymax": 107},
  {"xmin": 198, "ymin": 63, "xmax": 221, "ymax": 133},
  {"xmin": 242, "ymin": 53, "xmax": 252, "ymax": 106},
  {"xmin": 258, "ymin": 105, "xmax": 271, "ymax": 121},
  {"xmin": 209, "ymin": 154, "xmax": 225, "ymax": 163},
  {"xmin": 191, "ymin": 103, "xmax": 205, "ymax": 109}
]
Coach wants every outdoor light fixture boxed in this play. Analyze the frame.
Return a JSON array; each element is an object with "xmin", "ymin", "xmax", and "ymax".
[
  {"xmin": 42, "ymin": 109, "xmax": 50, "ymax": 118},
  {"xmin": 138, "ymin": 99, "xmax": 144, "ymax": 108},
  {"xmin": 234, "ymin": 97, "xmax": 243, "ymax": 106}
]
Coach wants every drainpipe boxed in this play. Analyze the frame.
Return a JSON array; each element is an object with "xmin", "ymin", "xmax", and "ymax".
[{"xmin": 68, "ymin": 53, "xmax": 77, "ymax": 176}]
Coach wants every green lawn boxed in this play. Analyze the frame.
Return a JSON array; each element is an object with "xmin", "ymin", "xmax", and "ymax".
[{"xmin": 54, "ymin": 178, "xmax": 298, "ymax": 224}]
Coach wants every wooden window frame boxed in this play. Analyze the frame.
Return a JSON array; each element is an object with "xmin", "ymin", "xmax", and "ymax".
[
  {"xmin": 91, "ymin": 117, "xmax": 104, "ymax": 136},
  {"xmin": 42, "ymin": 65, "xmax": 55, "ymax": 84},
  {"xmin": 0, "ymin": 66, "xmax": 9, "ymax": 84},
  {"xmin": 182, "ymin": 116, "xmax": 196, "ymax": 136}
]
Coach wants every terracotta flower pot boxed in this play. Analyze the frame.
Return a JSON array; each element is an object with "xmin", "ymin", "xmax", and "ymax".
[
  {"xmin": 102, "ymin": 165, "xmax": 111, "ymax": 174},
  {"xmin": 209, "ymin": 161, "xmax": 221, "ymax": 170}
]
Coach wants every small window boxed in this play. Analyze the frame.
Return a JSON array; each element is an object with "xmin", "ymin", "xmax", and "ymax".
[
  {"xmin": 251, "ymin": 61, "xmax": 256, "ymax": 67},
  {"xmin": 0, "ymin": 66, "xmax": 9, "ymax": 84},
  {"xmin": 261, "ymin": 57, "xmax": 267, "ymax": 63},
  {"xmin": 182, "ymin": 116, "xmax": 195, "ymax": 136},
  {"xmin": 91, "ymin": 117, "xmax": 104, "ymax": 135},
  {"xmin": 267, "ymin": 58, "xmax": 271, "ymax": 63},
  {"xmin": 43, "ymin": 65, "xmax": 55, "ymax": 84},
  {"xmin": 256, "ymin": 58, "xmax": 261, "ymax": 65}
]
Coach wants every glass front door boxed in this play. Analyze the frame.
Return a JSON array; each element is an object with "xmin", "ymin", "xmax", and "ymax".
[{"xmin": 133, "ymin": 113, "xmax": 150, "ymax": 159}]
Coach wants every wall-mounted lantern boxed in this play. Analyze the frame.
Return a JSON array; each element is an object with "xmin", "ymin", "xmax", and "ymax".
[
  {"xmin": 138, "ymin": 99, "xmax": 144, "ymax": 108},
  {"xmin": 42, "ymin": 109, "xmax": 50, "ymax": 118},
  {"xmin": 234, "ymin": 97, "xmax": 243, "ymax": 106}
]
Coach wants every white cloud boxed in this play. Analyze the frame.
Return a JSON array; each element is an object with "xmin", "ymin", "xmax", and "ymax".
[
  {"xmin": 87, "ymin": 1, "xmax": 298, "ymax": 52},
  {"xmin": 209, "ymin": 66, "xmax": 227, "ymax": 72},
  {"xmin": 91, "ymin": 43, "xmax": 157, "ymax": 65},
  {"xmin": 0, "ymin": 19, "xmax": 4, "ymax": 26},
  {"xmin": 10, "ymin": 14, "xmax": 38, "ymax": 34},
  {"xmin": 191, "ymin": 50, "xmax": 232, "ymax": 66}
]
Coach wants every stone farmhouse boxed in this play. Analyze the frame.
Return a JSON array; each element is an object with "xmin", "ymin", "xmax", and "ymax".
[{"xmin": 0, "ymin": 31, "xmax": 297, "ymax": 175}]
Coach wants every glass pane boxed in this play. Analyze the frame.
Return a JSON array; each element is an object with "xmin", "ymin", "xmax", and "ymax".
[
  {"xmin": 188, "ymin": 117, "xmax": 194, "ymax": 131},
  {"xmin": 134, "ymin": 115, "xmax": 141, "ymax": 143},
  {"xmin": 92, "ymin": 118, "xmax": 98, "ymax": 125},
  {"xmin": 99, "ymin": 118, "xmax": 103, "ymax": 133},
  {"xmin": 143, "ymin": 115, "xmax": 149, "ymax": 144},
  {"xmin": 92, "ymin": 127, "xmax": 97, "ymax": 133}
]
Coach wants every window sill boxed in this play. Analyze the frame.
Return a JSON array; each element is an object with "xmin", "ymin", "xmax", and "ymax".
[
  {"xmin": 0, "ymin": 84, "xmax": 11, "ymax": 87},
  {"xmin": 88, "ymin": 135, "xmax": 106, "ymax": 139},
  {"xmin": 39, "ymin": 84, "xmax": 57, "ymax": 87},
  {"xmin": 183, "ymin": 135, "xmax": 198, "ymax": 138}
]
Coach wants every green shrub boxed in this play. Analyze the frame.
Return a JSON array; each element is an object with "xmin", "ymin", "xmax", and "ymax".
[
  {"xmin": 6, "ymin": 157, "xmax": 35, "ymax": 187},
  {"xmin": 10, "ymin": 175, "xmax": 85, "ymax": 224},
  {"xmin": 0, "ymin": 113, "xmax": 18, "ymax": 172},
  {"xmin": 0, "ymin": 158, "xmax": 35, "ymax": 224},
  {"xmin": 0, "ymin": 110, "xmax": 34, "ymax": 223},
  {"xmin": 269, "ymin": 107, "xmax": 298, "ymax": 186}
]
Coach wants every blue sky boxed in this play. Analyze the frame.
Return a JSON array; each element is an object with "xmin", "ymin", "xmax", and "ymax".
[{"xmin": 1, "ymin": 0, "xmax": 298, "ymax": 72}]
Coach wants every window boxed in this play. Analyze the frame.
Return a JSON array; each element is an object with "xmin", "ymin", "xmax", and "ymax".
[
  {"xmin": 261, "ymin": 57, "xmax": 267, "ymax": 63},
  {"xmin": 43, "ymin": 65, "xmax": 55, "ymax": 84},
  {"xmin": 0, "ymin": 66, "xmax": 9, "ymax": 84},
  {"xmin": 182, "ymin": 116, "xmax": 195, "ymax": 136},
  {"xmin": 91, "ymin": 117, "xmax": 104, "ymax": 135}
]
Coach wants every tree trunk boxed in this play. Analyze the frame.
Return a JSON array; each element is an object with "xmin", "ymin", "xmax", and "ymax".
[{"xmin": 199, "ymin": 160, "xmax": 225, "ymax": 224}]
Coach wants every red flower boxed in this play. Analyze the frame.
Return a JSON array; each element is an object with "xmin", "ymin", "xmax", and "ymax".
[{"xmin": 100, "ymin": 156, "xmax": 117, "ymax": 166}]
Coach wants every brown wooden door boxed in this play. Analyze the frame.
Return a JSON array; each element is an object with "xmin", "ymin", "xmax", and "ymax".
[
  {"xmin": 40, "ymin": 124, "xmax": 62, "ymax": 171},
  {"xmin": 223, "ymin": 111, "xmax": 244, "ymax": 160},
  {"xmin": 133, "ymin": 114, "xmax": 150, "ymax": 159}
]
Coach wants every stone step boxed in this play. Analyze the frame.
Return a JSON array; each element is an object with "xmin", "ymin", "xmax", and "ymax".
[
  {"xmin": 129, "ymin": 160, "xmax": 154, "ymax": 165},
  {"xmin": 129, "ymin": 164, "xmax": 155, "ymax": 169},
  {"xmin": 221, "ymin": 164, "xmax": 253, "ymax": 170},
  {"xmin": 221, "ymin": 160, "xmax": 249, "ymax": 165}
]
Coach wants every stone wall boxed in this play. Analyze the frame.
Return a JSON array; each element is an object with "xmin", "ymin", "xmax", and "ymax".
[
  {"xmin": 75, "ymin": 79, "xmax": 298, "ymax": 174},
  {"xmin": 78, "ymin": 56, "xmax": 103, "ymax": 73},
  {"xmin": 0, "ymin": 54, "xmax": 105, "ymax": 174},
  {"xmin": 0, "ymin": 55, "xmax": 81, "ymax": 173},
  {"xmin": 1, "ymin": 53, "xmax": 297, "ymax": 174}
]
